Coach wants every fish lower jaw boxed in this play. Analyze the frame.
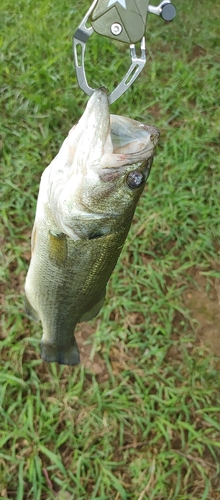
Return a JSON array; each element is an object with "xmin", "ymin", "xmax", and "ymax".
[{"xmin": 100, "ymin": 145, "xmax": 157, "ymax": 169}]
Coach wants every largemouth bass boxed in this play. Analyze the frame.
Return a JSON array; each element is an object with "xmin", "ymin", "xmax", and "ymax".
[{"xmin": 25, "ymin": 88, "xmax": 159, "ymax": 365}]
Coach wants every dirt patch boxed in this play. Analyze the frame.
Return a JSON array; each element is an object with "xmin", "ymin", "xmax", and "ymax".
[
  {"xmin": 75, "ymin": 322, "xmax": 108, "ymax": 377},
  {"xmin": 189, "ymin": 44, "xmax": 206, "ymax": 61},
  {"xmin": 183, "ymin": 269, "xmax": 220, "ymax": 356}
]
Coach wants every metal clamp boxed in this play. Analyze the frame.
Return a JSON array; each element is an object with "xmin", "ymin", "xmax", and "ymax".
[{"xmin": 73, "ymin": 0, "xmax": 176, "ymax": 104}]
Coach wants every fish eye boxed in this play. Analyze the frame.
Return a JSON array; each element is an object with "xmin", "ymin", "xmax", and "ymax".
[{"xmin": 126, "ymin": 170, "xmax": 145, "ymax": 189}]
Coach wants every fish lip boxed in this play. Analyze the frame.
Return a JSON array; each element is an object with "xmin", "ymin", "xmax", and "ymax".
[
  {"xmin": 82, "ymin": 88, "xmax": 110, "ymax": 138},
  {"xmin": 65, "ymin": 88, "xmax": 112, "ymax": 173}
]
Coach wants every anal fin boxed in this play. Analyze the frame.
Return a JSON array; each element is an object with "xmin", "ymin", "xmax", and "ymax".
[
  {"xmin": 79, "ymin": 290, "xmax": 106, "ymax": 322},
  {"xmin": 25, "ymin": 295, "xmax": 40, "ymax": 322}
]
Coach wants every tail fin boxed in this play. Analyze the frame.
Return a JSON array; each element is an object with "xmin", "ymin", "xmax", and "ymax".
[{"xmin": 40, "ymin": 338, "xmax": 80, "ymax": 365}]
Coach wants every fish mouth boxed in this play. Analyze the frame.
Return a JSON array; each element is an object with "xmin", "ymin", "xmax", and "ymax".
[
  {"xmin": 67, "ymin": 88, "xmax": 159, "ymax": 173},
  {"xmin": 107, "ymin": 114, "xmax": 159, "ymax": 168},
  {"xmin": 82, "ymin": 88, "xmax": 160, "ymax": 170}
]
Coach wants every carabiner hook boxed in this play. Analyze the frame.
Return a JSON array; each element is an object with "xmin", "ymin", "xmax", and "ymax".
[
  {"xmin": 73, "ymin": 0, "xmax": 146, "ymax": 104},
  {"xmin": 73, "ymin": 0, "xmax": 176, "ymax": 104}
]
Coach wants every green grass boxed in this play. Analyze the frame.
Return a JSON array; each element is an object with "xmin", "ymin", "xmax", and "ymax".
[{"xmin": 1, "ymin": 0, "xmax": 220, "ymax": 498}]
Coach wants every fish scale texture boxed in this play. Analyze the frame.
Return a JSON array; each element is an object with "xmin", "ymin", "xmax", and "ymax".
[{"xmin": 25, "ymin": 213, "xmax": 133, "ymax": 364}]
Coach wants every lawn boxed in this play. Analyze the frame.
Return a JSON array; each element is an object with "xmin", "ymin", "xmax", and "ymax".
[{"xmin": 1, "ymin": 0, "xmax": 220, "ymax": 498}]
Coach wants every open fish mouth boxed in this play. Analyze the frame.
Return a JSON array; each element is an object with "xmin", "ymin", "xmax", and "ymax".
[
  {"xmin": 108, "ymin": 113, "xmax": 159, "ymax": 166},
  {"xmin": 90, "ymin": 88, "xmax": 160, "ymax": 169},
  {"xmin": 62, "ymin": 88, "xmax": 160, "ymax": 174}
]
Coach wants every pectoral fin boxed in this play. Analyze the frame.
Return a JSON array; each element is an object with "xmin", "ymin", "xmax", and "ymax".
[
  {"xmin": 80, "ymin": 290, "xmax": 106, "ymax": 322},
  {"xmin": 49, "ymin": 231, "xmax": 68, "ymax": 266}
]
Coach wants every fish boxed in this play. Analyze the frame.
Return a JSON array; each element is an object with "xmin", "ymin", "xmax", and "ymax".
[{"xmin": 25, "ymin": 88, "xmax": 159, "ymax": 365}]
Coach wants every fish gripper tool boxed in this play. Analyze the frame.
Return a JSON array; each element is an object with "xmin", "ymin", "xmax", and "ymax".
[{"xmin": 73, "ymin": 0, "xmax": 176, "ymax": 104}]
